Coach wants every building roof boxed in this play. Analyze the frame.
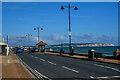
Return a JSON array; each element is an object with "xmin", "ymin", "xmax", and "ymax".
[
  {"xmin": 36, "ymin": 41, "xmax": 47, "ymax": 46},
  {"xmin": 0, "ymin": 42, "xmax": 7, "ymax": 46}
]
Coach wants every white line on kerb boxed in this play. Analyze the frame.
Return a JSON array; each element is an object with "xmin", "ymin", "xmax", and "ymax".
[
  {"xmin": 62, "ymin": 66, "xmax": 79, "ymax": 73},
  {"xmin": 34, "ymin": 69, "xmax": 50, "ymax": 79},
  {"xmin": 48, "ymin": 61, "xmax": 56, "ymax": 65},
  {"xmin": 40, "ymin": 58, "xmax": 45, "ymax": 61}
]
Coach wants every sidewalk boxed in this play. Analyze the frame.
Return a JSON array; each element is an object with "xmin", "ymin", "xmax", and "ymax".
[
  {"xmin": 44, "ymin": 52, "xmax": 120, "ymax": 64},
  {"xmin": 1, "ymin": 50, "xmax": 34, "ymax": 80}
]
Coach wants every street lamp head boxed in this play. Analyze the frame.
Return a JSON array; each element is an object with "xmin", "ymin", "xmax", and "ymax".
[
  {"xmin": 34, "ymin": 28, "xmax": 36, "ymax": 30},
  {"xmin": 61, "ymin": 6, "xmax": 64, "ymax": 10},
  {"xmin": 74, "ymin": 6, "xmax": 78, "ymax": 10},
  {"xmin": 41, "ymin": 28, "xmax": 43, "ymax": 30},
  {"xmin": 26, "ymin": 35, "xmax": 27, "ymax": 36}
]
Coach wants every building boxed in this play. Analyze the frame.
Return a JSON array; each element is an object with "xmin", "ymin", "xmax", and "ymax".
[
  {"xmin": 0, "ymin": 42, "xmax": 8, "ymax": 55},
  {"xmin": 0, "ymin": 34, "xmax": 8, "ymax": 55},
  {"xmin": 36, "ymin": 41, "xmax": 47, "ymax": 53}
]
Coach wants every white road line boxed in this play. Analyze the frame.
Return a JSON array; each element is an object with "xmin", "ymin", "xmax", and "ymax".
[
  {"xmin": 34, "ymin": 57, "xmax": 38, "ymax": 58},
  {"xmin": 112, "ymin": 76, "xmax": 120, "ymax": 78},
  {"xmin": 110, "ymin": 68, "xmax": 120, "ymax": 72},
  {"xmin": 90, "ymin": 76, "xmax": 94, "ymax": 79},
  {"xmin": 48, "ymin": 61, "xmax": 56, "ymax": 65},
  {"xmin": 94, "ymin": 64, "xmax": 104, "ymax": 67},
  {"xmin": 40, "ymin": 58, "xmax": 45, "ymax": 61},
  {"xmin": 31, "ymin": 55, "xmax": 33, "ymax": 57},
  {"xmin": 62, "ymin": 66, "xmax": 79, "ymax": 73},
  {"xmin": 8, "ymin": 59, "xmax": 10, "ymax": 63},
  {"xmin": 96, "ymin": 76, "xmax": 109, "ymax": 79},
  {"xmin": 105, "ymin": 66, "xmax": 111, "ymax": 68},
  {"xmin": 94, "ymin": 64, "xmax": 120, "ymax": 73},
  {"xmin": 34, "ymin": 69, "xmax": 50, "ymax": 80},
  {"xmin": 96, "ymin": 76, "xmax": 120, "ymax": 79}
]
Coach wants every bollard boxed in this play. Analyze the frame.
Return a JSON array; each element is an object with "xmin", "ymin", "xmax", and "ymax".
[
  {"xmin": 103, "ymin": 55, "xmax": 106, "ymax": 60},
  {"xmin": 60, "ymin": 49, "xmax": 62, "ymax": 55},
  {"xmin": 71, "ymin": 47, "xmax": 74, "ymax": 56},
  {"xmin": 91, "ymin": 49, "xmax": 95, "ymax": 59},
  {"xmin": 88, "ymin": 49, "xmax": 95, "ymax": 59}
]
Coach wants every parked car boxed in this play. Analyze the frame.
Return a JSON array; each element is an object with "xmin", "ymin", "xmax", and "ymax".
[
  {"xmin": 24, "ymin": 48, "xmax": 28, "ymax": 51},
  {"xmin": 16, "ymin": 48, "xmax": 22, "ymax": 53},
  {"xmin": 31, "ymin": 48, "xmax": 38, "ymax": 52}
]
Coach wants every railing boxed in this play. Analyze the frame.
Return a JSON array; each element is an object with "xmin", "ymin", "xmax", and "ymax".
[{"xmin": 46, "ymin": 50, "xmax": 120, "ymax": 60}]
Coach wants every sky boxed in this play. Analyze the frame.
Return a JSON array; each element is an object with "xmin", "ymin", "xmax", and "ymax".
[
  {"xmin": 0, "ymin": 1, "xmax": 1, "ymax": 42},
  {"xmin": 1, "ymin": 0, "xmax": 120, "ymax": 2},
  {"xmin": 2, "ymin": 2, "xmax": 119, "ymax": 46}
]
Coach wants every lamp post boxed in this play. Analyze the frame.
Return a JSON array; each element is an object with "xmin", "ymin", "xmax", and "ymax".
[
  {"xmin": 61, "ymin": 3, "xmax": 78, "ymax": 53},
  {"xmin": 34, "ymin": 27, "xmax": 43, "ymax": 43},
  {"xmin": 7, "ymin": 35, "xmax": 8, "ymax": 44},
  {"xmin": 26, "ymin": 34, "xmax": 32, "ymax": 48}
]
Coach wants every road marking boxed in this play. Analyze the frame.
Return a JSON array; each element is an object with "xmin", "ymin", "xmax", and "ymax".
[
  {"xmin": 35, "ymin": 57, "xmax": 38, "ymax": 58},
  {"xmin": 105, "ymin": 66, "xmax": 111, "ymax": 68},
  {"xmin": 90, "ymin": 76, "xmax": 94, "ymax": 79},
  {"xmin": 109, "ymin": 68, "xmax": 120, "ymax": 72},
  {"xmin": 62, "ymin": 66, "xmax": 79, "ymax": 73},
  {"xmin": 15, "ymin": 54, "xmax": 40, "ymax": 79},
  {"xmin": 31, "ymin": 55, "xmax": 33, "ymax": 57},
  {"xmin": 34, "ymin": 69, "xmax": 50, "ymax": 80},
  {"xmin": 112, "ymin": 76, "xmax": 120, "ymax": 78},
  {"xmin": 40, "ymin": 58, "xmax": 45, "ymax": 61},
  {"xmin": 97, "ymin": 76, "xmax": 109, "ymax": 79},
  {"xmin": 48, "ymin": 61, "xmax": 56, "ymax": 65},
  {"xmin": 94, "ymin": 64, "xmax": 104, "ymax": 67},
  {"xmin": 96, "ymin": 76, "xmax": 120, "ymax": 79},
  {"xmin": 8, "ymin": 59, "xmax": 10, "ymax": 63},
  {"xmin": 94, "ymin": 64, "xmax": 120, "ymax": 73}
]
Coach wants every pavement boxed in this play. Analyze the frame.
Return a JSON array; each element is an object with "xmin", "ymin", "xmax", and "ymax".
[
  {"xmin": 17, "ymin": 52, "xmax": 120, "ymax": 80},
  {"xmin": 1, "ymin": 50, "xmax": 34, "ymax": 80}
]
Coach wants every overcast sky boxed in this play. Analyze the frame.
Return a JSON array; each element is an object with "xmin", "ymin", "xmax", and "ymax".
[{"xmin": 2, "ymin": 2, "xmax": 118, "ymax": 46}]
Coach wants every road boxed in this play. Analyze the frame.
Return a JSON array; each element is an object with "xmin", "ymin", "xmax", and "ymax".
[{"xmin": 16, "ymin": 52, "xmax": 120, "ymax": 79}]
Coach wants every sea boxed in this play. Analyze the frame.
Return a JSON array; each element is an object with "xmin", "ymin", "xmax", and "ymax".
[{"xmin": 46, "ymin": 46, "xmax": 120, "ymax": 56}]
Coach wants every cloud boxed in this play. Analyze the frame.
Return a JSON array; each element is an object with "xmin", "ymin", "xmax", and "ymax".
[
  {"xmin": 72, "ymin": 34, "xmax": 117, "ymax": 45},
  {"xmin": 3, "ymin": 35, "xmax": 34, "ymax": 46},
  {"xmin": 72, "ymin": 34, "xmax": 95, "ymax": 42},
  {"xmin": 32, "ymin": 33, "xmax": 117, "ymax": 45},
  {"xmin": 5, "ymin": 34, "xmax": 118, "ymax": 46},
  {"xmin": 32, "ymin": 34, "xmax": 68, "ymax": 44}
]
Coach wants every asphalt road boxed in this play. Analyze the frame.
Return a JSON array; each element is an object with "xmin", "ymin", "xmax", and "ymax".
[{"xmin": 16, "ymin": 52, "xmax": 120, "ymax": 79}]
